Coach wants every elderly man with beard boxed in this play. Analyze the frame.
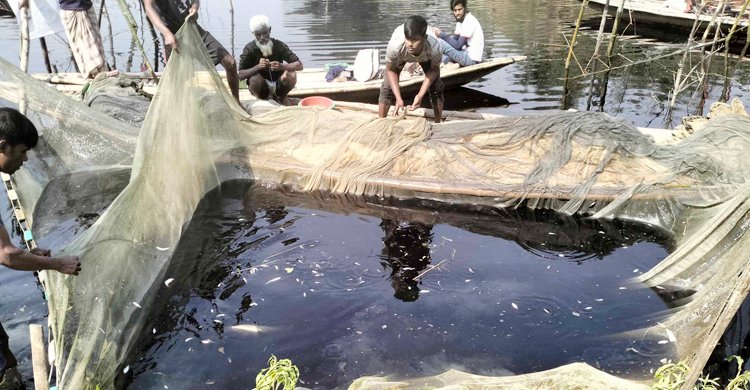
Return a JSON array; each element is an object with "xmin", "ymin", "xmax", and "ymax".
[
  {"xmin": 144, "ymin": 0, "xmax": 240, "ymax": 102},
  {"xmin": 238, "ymin": 15, "xmax": 303, "ymax": 105}
]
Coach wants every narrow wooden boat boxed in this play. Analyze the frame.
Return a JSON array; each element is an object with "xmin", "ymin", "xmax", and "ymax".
[
  {"xmin": 585, "ymin": 0, "xmax": 748, "ymax": 32},
  {"xmin": 32, "ymin": 55, "xmax": 526, "ymax": 103}
]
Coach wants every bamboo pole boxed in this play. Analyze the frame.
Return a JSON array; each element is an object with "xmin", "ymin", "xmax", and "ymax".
[
  {"xmin": 115, "ymin": 0, "xmax": 158, "ymax": 81},
  {"xmin": 138, "ymin": 0, "xmax": 160, "ymax": 72},
  {"xmin": 585, "ymin": 0, "xmax": 611, "ymax": 111},
  {"xmin": 229, "ymin": 0, "xmax": 235, "ymax": 57},
  {"xmin": 720, "ymin": 0, "xmax": 750, "ymax": 101},
  {"xmin": 103, "ymin": 1, "xmax": 117, "ymax": 70},
  {"xmin": 598, "ymin": 0, "xmax": 626, "ymax": 111},
  {"xmin": 29, "ymin": 324, "xmax": 49, "ymax": 390},
  {"xmin": 561, "ymin": 0, "xmax": 589, "ymax": 110},
  {"xmin": 18, "ymin": 3, "xmax": 29, "ymax": 115},
  {"xmin": 39, "ymin": 37, "xmax": 52, "ymax": 74},
  {"xmin": 98, "ymin": 0, "xmax": 105, "ymax": 27},
  {"xmin": 695, "ymin": 0, "xmax": 727, "ymax": 115}
]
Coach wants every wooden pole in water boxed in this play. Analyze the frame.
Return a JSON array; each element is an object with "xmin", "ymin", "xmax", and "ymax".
[
  {"xmin": 720, "ymin": 0, "xmax": 750, "ymax": 101},
  {"xmin": 585, "ymin": 0, "xmax": 611, "ymax": 111},
  {"xmin": 561, "ymin": 0, "xmax": 589, "ymax": 110},
  {"xmin": 18, "ymin": 1, "xmax": 29, "ymax": 115},
  {"xmin": 29, "ymin": 324, "xmax": 49, "ymax": 390},
  {"xmin": 598, "ymin": 0, "xmax": 626, "ymax": 111},
  {"xmin": 98, "ymin": 0, "xmax": 105, "ymax": 27},
  {"xmin": 115, "ymin": 0, "xmax": 158, "ymax": 81},
  {"xmin": 229, "ymin": 0, "xmax": 235, "ymax": 56},
  {"xmin": 39, "ymin": 37, "xmax": 53, "ymax": 74}
]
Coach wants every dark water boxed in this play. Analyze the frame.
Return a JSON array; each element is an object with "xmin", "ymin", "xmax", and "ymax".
[
  {"xmin": 0, "ymin": 0, "xmax": 749, "ymax": 386},
  {"xmin": 121, "ymin": 181, "xmax": 674, "ymax": 389}
]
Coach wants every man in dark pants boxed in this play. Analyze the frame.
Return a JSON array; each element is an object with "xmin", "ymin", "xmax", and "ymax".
[
  {"xmin": 378, "ymin": 16, "xmax": 444, "ymax": 123},
  {"xmin": 143, "ymin": 0, "xmax": 240, "ymax": 102},
  {"xmin": 238, "ymin": 15, "xmax": 304, "ymax": 106},
  {"xmin": 0, "ymin": 108, "xmax": 81, "ymax": 382}
]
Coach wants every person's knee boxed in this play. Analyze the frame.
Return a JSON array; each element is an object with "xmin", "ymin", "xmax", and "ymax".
[
  {"xmin": 248, "ymin": 75, "xmax": 269, "ymax": 100},
  {"xmin": 221, "ymin": 54, "xmax": 237, "ymax": 72}
]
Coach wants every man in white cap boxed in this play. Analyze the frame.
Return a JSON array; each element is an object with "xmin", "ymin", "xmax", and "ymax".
[{"xmin": 238, "ymin": 15, "xmax": 303, "ymax": 105}]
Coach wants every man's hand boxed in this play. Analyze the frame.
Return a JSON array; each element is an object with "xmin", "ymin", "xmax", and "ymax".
[
  {"xmin": 30, "ymin": 248, "xmax": 50, "ymax": 257},
  {"xmin": 393, "ymin": 98, "xmax": 406, "ymax": 117},
  {"xmin": 55, "ymin": 256, "xmax": 81, "ymax": 276},
  {"xmin": 432, "ymin": 26, "xmax": 442, "ymax": 36},
  {"xmin": 165, "ymin": 31, "xmax": 179, "ymax": 54},
  {"xmin": 187, "ymin": 4, "xmax": 199, "ymax": 22},
  {"xmin": 269, "ymin": 61, "xmax": 284, "ymax": 72},
  {"xmin": 258, "ymin": 58, "xmax": 269, "ymax": 70},
  {"xmin": 409, "ymin": 94, "xmax": 424, "ymax": 111}
]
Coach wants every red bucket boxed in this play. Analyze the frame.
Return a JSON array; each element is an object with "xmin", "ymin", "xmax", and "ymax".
[{"xmin": 298, "ymin": 96, "xmax": 336, "ymax": 109}]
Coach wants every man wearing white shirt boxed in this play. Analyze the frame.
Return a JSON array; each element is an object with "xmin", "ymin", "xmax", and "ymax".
[{"xmin": 433, "ymin": 0, "xmax": 484, "ymax": 66}]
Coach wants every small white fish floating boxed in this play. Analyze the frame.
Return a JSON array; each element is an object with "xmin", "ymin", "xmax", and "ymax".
[
  {"xmin": 156, "ymin": 246, "xmax": 170, "ymax": 251},
  {"xmin": 132, "ymin": 302, "xmax": 142, "ymax": 309},
  {"xmin": 265, "ymin": 277, "xmax": 282, "ymax": 285},
  {"xmin": 164, "ymin": 278, "xmax": 174, "ymax": 287},
  {"xmin": 230, "ymin": 324, "xmax": 263, "ymax": 333}
]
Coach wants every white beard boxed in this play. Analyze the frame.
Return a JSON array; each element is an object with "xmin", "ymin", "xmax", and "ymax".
[{"xmin": 257, "ymin": 39, "xmax": 274, "ymax": 57}]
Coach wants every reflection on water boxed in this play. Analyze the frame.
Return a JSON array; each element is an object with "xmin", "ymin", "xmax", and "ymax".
[{"xmin": 122, "ymin": 181, "xmax": 675, "ymax": 389}]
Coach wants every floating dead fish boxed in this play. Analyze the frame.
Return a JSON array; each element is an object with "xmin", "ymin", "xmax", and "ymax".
[
  {"xmin": 468, "ymin": 268, "xmax": 475, "ymax": 273},
  {"xmin": 156, "ymin": 246, "xmax": 170, "ymax": 251},
  {"xmin": 230, "ymin": 324, "xmax": 263, "ymax": 333},
  {"xmin": 658, "ymin": 340, "xmax": 669, "ymax": 344},
  {"xmin": 511, "ymin": 303, "xmax": 518, "ymax": 310},
  {"xmin": 123, "ymin": 365, "xmax": 130, "ymax": 374},
  {"xmin": 133, "ymin": 302, "xmax": 142, "ymax": 309},
  {"xmin": 185, "ymin": 337, "xmax": 194, "ymax": 342},
  {"xmin": 164, "ymin": 278, "xmax": 174, "ymax": 287},
  {"xmin": 266, "ymin": 277, "xmax": 282, "ymax": 284},
  {"xmin": 201, "ymin": 339, "xmax": 213, "ymax": 344},
  {"xmin": 284, "ymin": 267, "xmax": 294, "ymax": 273},
  {"xmin": 572, "ymin": 312, "xmax": 581, "ymax": 317},
  {"xmin": 666, "ymin": 328, "xmax": 677, "ymax": 342}
]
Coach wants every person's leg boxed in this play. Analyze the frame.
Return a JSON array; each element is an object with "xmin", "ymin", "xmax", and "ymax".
[
  {"xmin": 248, "ymin": 74, "xmax": 270, "ymax": 100},
  {"xmin": 439, "ymin": 39, "xmax": 476, "ymax": 67},
  {"xmin": 378, "ymin": 71, "xmax": 396, "ymax": 118},
  {"xmin": 0, "ymin": 321, "xmax": 16, "ymax": 382},
  {"xmin": 276, "ymin": 71, "xmax": 298, "ymax": 105},
  {"xmin": 200, "ymin": 28, "xmax": 240, "ymax": 101},
  {"xmin": 220, "ymin": 53, "xmax": 240, "ymax": 102},
  {"xmin": 60, "ymin": 8, "xmax": 107, "ymax": 78},
  {"xmin": 427, "ymin": 76, "xmax": 444, "ymax": 123}
]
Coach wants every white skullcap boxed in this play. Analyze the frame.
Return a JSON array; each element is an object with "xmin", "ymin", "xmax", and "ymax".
[{"xmin": 249, "ymin": 15, "xmax": 271, "ymax": 33}]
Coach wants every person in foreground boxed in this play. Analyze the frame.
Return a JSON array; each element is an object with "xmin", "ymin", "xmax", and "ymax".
[
  {"xmin": 238, "ymin": 15, "xmax": 304, "ymax": 106},
  {"xmin": 379, "ymin": 15, "xmax": 444, "ymax": 123},
  {"xmin": 432, "ymin": 0, "xmax": 484, "ymax": 67},
  {"xmin": 143, "ymin": 0, "xmax": 240, "ymax": 102},
  {"xmin": 0, "ymin": 108, "xmax": 81, "ymax": 383}
]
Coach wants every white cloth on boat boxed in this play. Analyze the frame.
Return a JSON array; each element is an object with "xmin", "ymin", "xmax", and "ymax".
[{"xmin": 7, "ymin": 0, "xmax": 64, "ymax": 39}]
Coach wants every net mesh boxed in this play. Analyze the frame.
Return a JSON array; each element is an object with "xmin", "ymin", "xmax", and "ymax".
[{"xmin": 1, "ymin": 22, "xmax": 750, "ymax": 389}]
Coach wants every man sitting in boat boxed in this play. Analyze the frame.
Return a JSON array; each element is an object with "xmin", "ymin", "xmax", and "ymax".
[
  {"xmin": 379, "ymin": 15, "xmax": 444, "ymax": 123},
  {"xmin": 238, "ymin": 15, "xmax": 304, "ymax": 106},
  {"xmin": 432, "ymin": 0, "xmax": 484, "ymax": 67}
]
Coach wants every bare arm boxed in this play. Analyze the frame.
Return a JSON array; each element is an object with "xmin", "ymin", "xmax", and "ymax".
[
  {"xmin": 410, "ymin": 64, "xmax": 439, "ymax": 110},
  {"xmin": 0, "ymin": 229, "xmax": 80, "ymax": 275},
  {"xmin": 143, "ymin": 0, "xmax": 179, "ymax": 53}
]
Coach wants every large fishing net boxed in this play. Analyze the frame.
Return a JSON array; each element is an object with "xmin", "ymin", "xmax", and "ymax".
[{"xmin": 1, "ymin": 21, "xmax": 750, "ymax": 389}]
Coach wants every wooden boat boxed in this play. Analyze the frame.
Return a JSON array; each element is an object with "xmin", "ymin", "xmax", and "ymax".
[
  {"xmin": 287, "ymin": 56, "xmax": 526, "ymax": 101},
  {"xmin": 34, "ymin": 55, "xmax": 526, "ymax": 103},
  {"xmin": 585, "ymin": 0, "xmax": 748, "ymax": 33}
]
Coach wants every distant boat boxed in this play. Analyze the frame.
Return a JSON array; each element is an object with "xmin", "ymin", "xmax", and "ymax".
[
  {"xmin": 0, "ymin": 0, "xmax": 14, "ymax": 17},
  {"xmin": 584, "ymin": 0, "xmax": 749, "ymax": 33}
]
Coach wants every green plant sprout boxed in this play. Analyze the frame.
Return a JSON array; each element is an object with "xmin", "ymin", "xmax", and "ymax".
[
  {"xmin": 652, "ymin": 355, "xmax": 750, "ymax": 390},
  {"xmin": 255, "ymin": 355, "xmax": 300, "ymax": 390}
]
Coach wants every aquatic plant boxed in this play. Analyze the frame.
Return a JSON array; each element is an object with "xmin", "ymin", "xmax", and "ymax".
[
  {"xmin": 652, "ymin": 355, "xmax": 750, "ymax": 390},
  {"xmin": 255, "ymin": 355, "xmax": 300, "ymax": 390}
]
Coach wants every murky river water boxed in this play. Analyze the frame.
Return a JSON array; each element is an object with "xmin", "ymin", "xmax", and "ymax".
[{"xmin": 0, "ymin": 0, "xmax": 749, "ymax": 387}]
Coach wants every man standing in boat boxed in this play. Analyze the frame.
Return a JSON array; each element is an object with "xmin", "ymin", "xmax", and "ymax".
[
  {"xmin": 433, "ymin": 0, "xmax": 484, "ymax": 67},
  {"xmin": 238, "ymin": 15, "xmax": 304, "ymax": 106},
  {"xmin": 57, "ymin": 0, "xmax": 108, "ymax": 78},
  {"xmin": 0, "ymin": 108, "xmax": 81, "ymax": 383},
  {"xmin": 143, "ymin": 0, "xmax": 240, "ymax": 102},
  {"xmin": 379, "ymin": 15, "xmax": 444, "ymax": 123}
]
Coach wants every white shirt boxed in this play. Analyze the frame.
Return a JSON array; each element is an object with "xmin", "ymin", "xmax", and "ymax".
[{"xmin": 454, "ymin": 12, "xmax": 484, "ymax": 62}]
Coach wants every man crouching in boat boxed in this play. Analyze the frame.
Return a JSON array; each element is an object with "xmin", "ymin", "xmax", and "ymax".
[
  {"xmin": 379, "ymin": 15, "xmax": 445, "ymax": 123},
  {"xmin": 0, "ymin": 108, "xmax": 81, "ymax": 382},
  {"xmin": 238, "ymin": 15, "xmax": 304, "ymax": 106}
]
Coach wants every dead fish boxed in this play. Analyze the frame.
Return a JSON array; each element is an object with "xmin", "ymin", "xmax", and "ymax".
[
  {"xmin": 164, "ymin": 278, "xmax": 174, "ymax": 287},
  {"xmin": 230, "ymin": 324, "xmax": 264, "ymax": 333},
  {"xmin": 265, "ymin": 277, "xmax": 282, "ymax": 284}
]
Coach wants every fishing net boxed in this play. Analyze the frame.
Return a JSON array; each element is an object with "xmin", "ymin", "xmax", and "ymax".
[{"xmin": 1, "ymin": 21, "xmax": 750, "ymax": 389}]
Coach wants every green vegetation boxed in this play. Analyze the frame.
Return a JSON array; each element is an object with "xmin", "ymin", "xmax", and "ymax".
[
  {"xmin": 653, "ymin": 356, "xmax": 750, "ymax": 390},
  {"xmin": 255, "ymin": 355, "xmax": 300, "ymax": 390}
]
